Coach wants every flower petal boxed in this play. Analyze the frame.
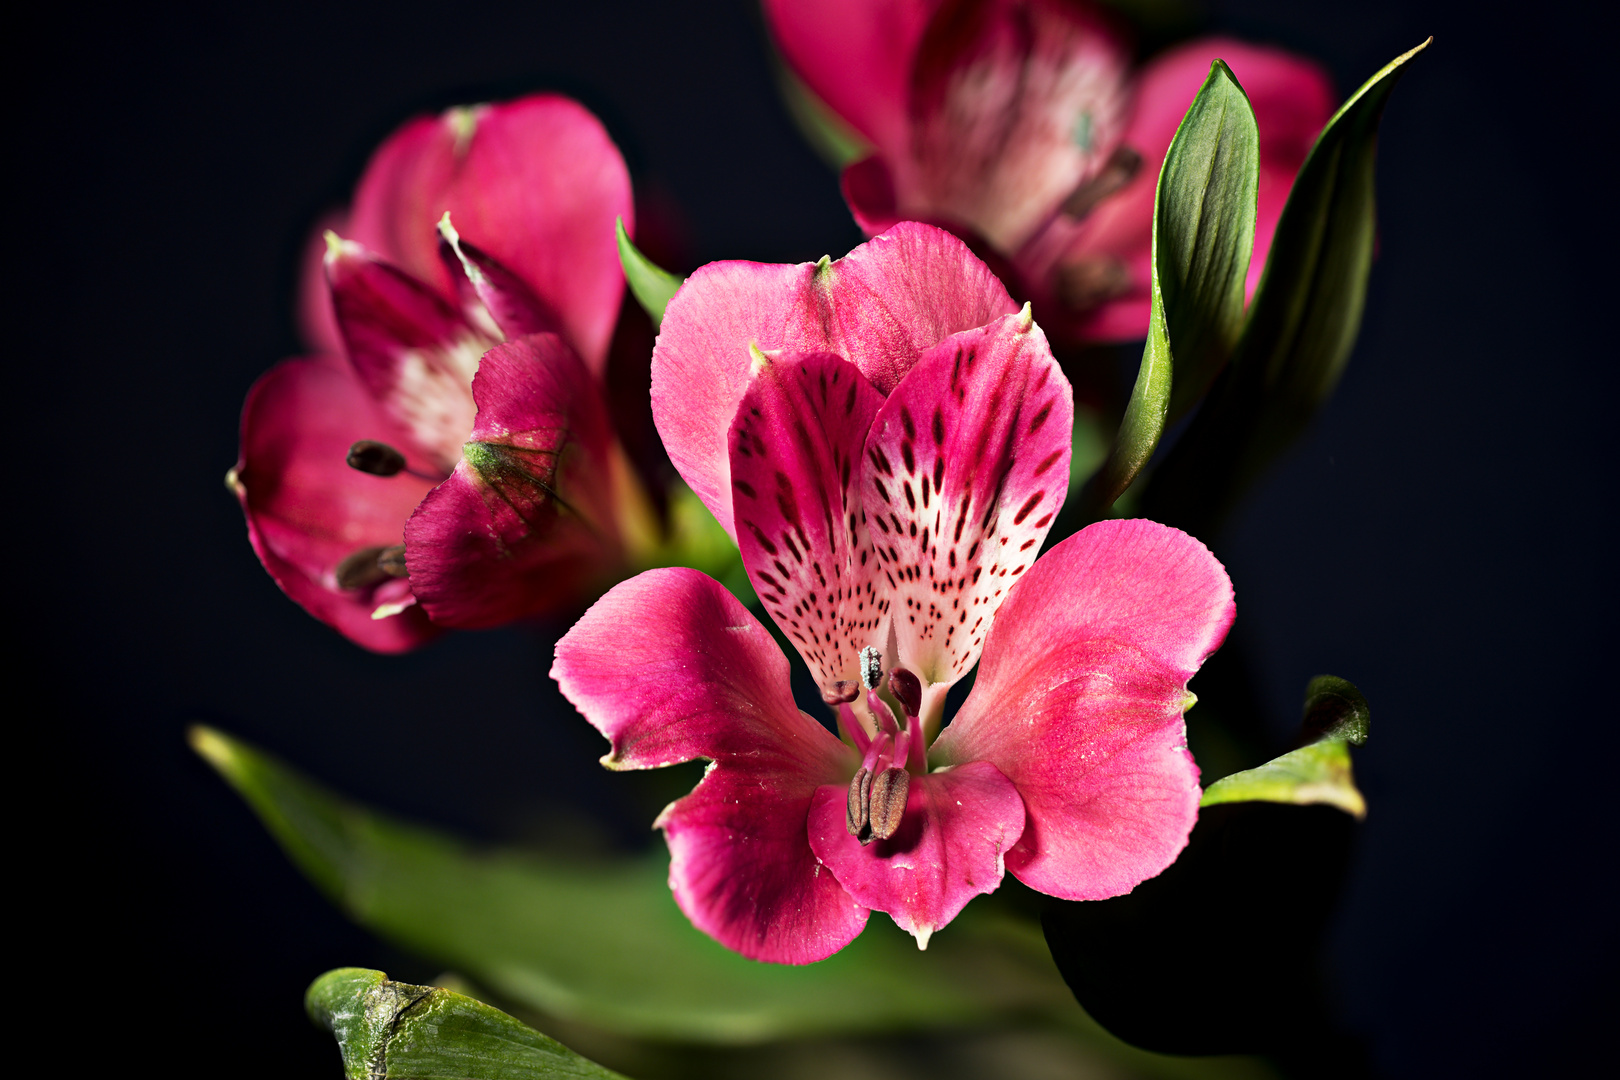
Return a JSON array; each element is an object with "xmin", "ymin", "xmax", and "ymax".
[
  {"xmin": 763, "ymin": 0, "xmax": 934, "ymax": 160},
  {"xmin": 731, "ymin": 350, "xmax": 888, "ymax": 693},
  {"xmin": 553, "ymin": 568, "xmax": 866, "ymax": 963},
  {"xmin": 901, "ymin": 0, "xmax": 1132, "ymax": 251},
  {"xmin": 345, "ymin": 95, "xmax": 632, "ymax": 373},
  {"xmin": 1028, "ymin": 37, "xmax": 1334, "ymax": 343},
  {"xmin": 404, "ymin": 334, "xmax": 619, "ymax": 629},
  {"xmin": 859, "ymin": 309, "xmax": 1071, "ymax": 688},
  {"xmin": 325, "ymin": 237, "xmax": 486, "ymax": 474},
  {"xmin": 840, "ymin": 156, "xmax": 903, "ymax": 237},
  {"xmin": 652, "ymin": 222, "xmax": 1016, "ymax": 538},
  {"xmin": 234, "ymin": 355, "xmax": 439, "ymax": 653},
  {"xmin": 808, "ymin": 761, "xmax": 1025, "ymax": 947},
  {"xmin": 932, "ymin": 519, "xmax": 1234, "ymax": 900},
  {"xmin": 437, "ymin": 219, "xmax": 565, "ymax": 341}
]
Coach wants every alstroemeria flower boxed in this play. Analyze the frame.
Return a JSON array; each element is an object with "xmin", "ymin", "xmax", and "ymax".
[
  {"xmin": 764, "ymin": 0, "xmax": 1335, "ymax": 344},
  {"xmin": 553, "ymin": 224, "xmax": 1234, "ymax": 962},
  {"xmin": 231, "ymin": 95, "xmax": 651, "ymax": 652}
]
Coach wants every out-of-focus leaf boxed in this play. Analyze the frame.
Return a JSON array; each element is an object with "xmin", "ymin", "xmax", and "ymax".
[
  {"xmin": 1043, "ymin": 674, "xmax": 1374, "ymax": 1064},
  {"xmin": 193, "ymin": 728, "xmax": 1275, "ymax": 1079},
  {"xmin": 307, "ymin": 967, "xmax": 627, "ymax": 1079},
  {"xmin": 616, "ymin": 218, "xmax": 683, "ymax": 330},
  {"xmin": 1202, "ymin": 674, "xmax": 1370, "ymax": 818},
  {"xmin": 771, "ymin": 58, "xmax": 872, "ymax": 170},
  {"xmin": 1083, "ymin": 61, "xmax": 1258, "ymax": 516},
  {"xmin": 1145, "ymin": 40, "xmax": 1431, "ymax": 535},
  {"xmin": 189, "ymin": 726, "xmax": 1064, "ymax": 1042},
  {"xmin": 639, "ymin": 481, "xmax": 756, "ymax": 608}
]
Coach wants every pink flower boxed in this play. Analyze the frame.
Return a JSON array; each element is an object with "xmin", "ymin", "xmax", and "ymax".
[
  {"xmin": 553, "ymin": 224, "xmax": 1234, "ymax": 962},
  {"xmin": 230, "ymin": 95, "xmax": 649, "ymax": 652},
  {"xmin": 763, "ymin": 0, "xmax": 1335, "ymax": 345}
]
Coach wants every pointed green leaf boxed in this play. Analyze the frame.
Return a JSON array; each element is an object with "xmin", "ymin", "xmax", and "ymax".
[
  {"xmin": 1145, "ymin": 40, "xmax": 1431, "ymax": 534},
  {"xmin": 1158, "ymin": 60, "xmax": 1260, "ymax": 424},
  {"xmin": 1200, "ymin": 675, "xmax": 1371, "ymax": 818},
  {"xmin": 307, "ymin": 968, "xmax": 628, "ymax": 1079},
  {"xmin": 615, "ymin": 217, "xmax": 683, "ymax": 330},
  {"xmin": 1083, "ymin": 60, "xmax": 1259, "ymax": 515}
]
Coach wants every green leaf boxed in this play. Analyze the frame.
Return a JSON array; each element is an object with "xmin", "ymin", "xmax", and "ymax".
[
  {"xmin": 1144, "ymin": 40, "xmax": 1431, "ymax": 534},
  {"xmin": 615, "ymin": 217, "xmax": 683, "ymax": 330},
  {"xmin": 189, "ymin": 726, "xmax": 1072, "ymax": 1044},
  {"xmin": 1157, "ymin": 60, "xmax": 1260, "ymax": 425},
  {"xmin": 771, "ymin": 57, "xmax": 872, "ymax": 171},
  {"xmin": 637, "ymin": 481, "xmax": 756, "ymax": 608},
  {"xmin": 307, "ymin": 967, "xmax": 628, "ymax": 1079},
  {"xmin": 1200, "ymin": 675, "xmax": 1371, "ymax": 818},
  {"xmin": 1082, "ymin": 61, "xmax": 1259, "ymax": 516}
]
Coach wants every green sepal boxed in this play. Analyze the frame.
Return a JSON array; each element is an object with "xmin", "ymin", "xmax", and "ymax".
[
  {"xmin": 306, "ymin": 968, "xmax": 628, "ymax": 1079},
  {"xmin": 772, "ymin": 59, "xmax": 872, "ymax": 170},
  {"xmin": 1082, "ymin": 60, "xmax": 1259, "ymax": 516},
  {"xmin": 1145, "ymin": 40, "xmax": 1431, "ymax": 534},
  {"xmin": 1200, "ymin": 675, "xmax": 1371, "ymax": 818},
  {"xmin": 615, "ymin": 217, "xmax": 683, "ymax": 330}
]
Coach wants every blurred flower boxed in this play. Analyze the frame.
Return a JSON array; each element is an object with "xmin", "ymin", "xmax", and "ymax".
[
  {"xmin": 553, "ymin": 225, "xmax": 1233, "ymax": 961},
  {"xmin": 764, "ymin": 0, "xmax": 1334, "ymax": 345},
  {"xmin": 230, "ymin": 95, "xmax": 655, "ymax": 652}
]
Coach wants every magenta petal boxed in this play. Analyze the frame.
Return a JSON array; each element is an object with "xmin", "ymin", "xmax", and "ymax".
[
  {"xmin": 808, "ymin": 762, "xmax": 1024, "ymax": 947},
  {"xmin": 731, "ymin": 350, "xmax": 887, "ymax": 692},
  {"xmin": 901, "ymin": 0, "xmax": 1132, "ymax": 251},
  {"xmin": 438, "ymin": 222, "xmax": 565, "ymax": 341},
  {"xmin": 653, "ymin": 223, "xmax": 1016, "ymax": 537},
  {"xmin": 404, "ymin": 333, "xmax": 619, "ymax": 628},
  {"xmin": 234, "ymin": 355, "xmax": 440, "ymax": 653},
  {"xmin": 325, "ymin": 237, "xmax": 486, "ymax": 474},
  {"xmin": 933, "ymin": 519, "xmax": 1234, "ymax": 900},
  {"xmin": 345, "ymin": 95, "xmax": 632, "ymax": 373},
  {"xmin": 762, "ymin": 0, "xmax": 933, "ymax": 160},
  {"xmin": 840, "ymin": 156, "xmax": 902, "ymax": 237},
  {"xmin": 553, "ymin": 568, "xmax": 867, "ymax": 963},
  {"xmin": 859, "ymin": 310, "xmax": 1071, "ymax": 688}
]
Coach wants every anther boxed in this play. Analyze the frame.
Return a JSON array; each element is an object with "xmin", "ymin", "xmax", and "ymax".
[
  {"xmin": 334, "ymin": 546, "xmax": 394, "ymax": 590},
  {"xmin": 377, "ymin": 544, "xmax": 409, "ymax": 578},
  {"xmin": 887, "ymin": 667, "xmax": 922, "ymax": 718},
  {"xmin": 860, "ymin": 646, "xmax": 883, "ymax": 690},
  {"xmin": 822, "ymin": 680, "xmax": 860, "ymax": 707},
  {"xmin": 347, "ymin": 440, "xmax": 408, "ymax": 476},
  {"xmin": 845, "ymin": 765, "xmax": 910, "ymax": 845},
  {"xmin": 866, "ymin": 767, "xmax": 910, "ymax": 843},
  {"xmin": 1061, "ymin": 145, "xmax": 1143, "ymax": 219},
  {"xmin": 845, "ymin": 767, "xmax": 872, "ymax": 837}
]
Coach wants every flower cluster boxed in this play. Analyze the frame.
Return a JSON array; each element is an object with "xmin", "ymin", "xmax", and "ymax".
[
  {"xmin": 764, "ymin": 0, "xmax": 1334, "ymax": 345},
  {"xmin": 230, "ymin": 95, "xmax": 653, "ymax": 652}
]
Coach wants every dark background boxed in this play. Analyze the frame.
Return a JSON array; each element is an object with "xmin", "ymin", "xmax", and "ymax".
[{"xmin": 18, "ymin": 1, "xmax": 1613, "ymax": 1076}]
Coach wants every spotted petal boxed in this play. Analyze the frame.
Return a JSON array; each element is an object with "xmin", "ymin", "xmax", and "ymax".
[
  {"xmin": 807, "ymin": 761, "xmax": 1025, "ymax": 948},
  {"xmin": 931, "ymin": 519, "xmax": 1234, "ymax": 900},
  {"xmin": 553, "ymin": 568, "xmax": 867, "ymax": 964},
  {"xmin": 653, "ymin": 222, "xmax": 1016, "ymax": 538},
  {"xmin": 404, "ymin": 334, "xmax": 618, "ymax": 629},
  {"xmin": 858, "ymin": 309, "xmax": 1071, "ymax": 689},
  {"xmin": 325, "ymin": 237, "xmax": 488, "ymax": 474},
  {"xmin": 730, "ymin": 350, "xmax": 887, "ymax": 694}
]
